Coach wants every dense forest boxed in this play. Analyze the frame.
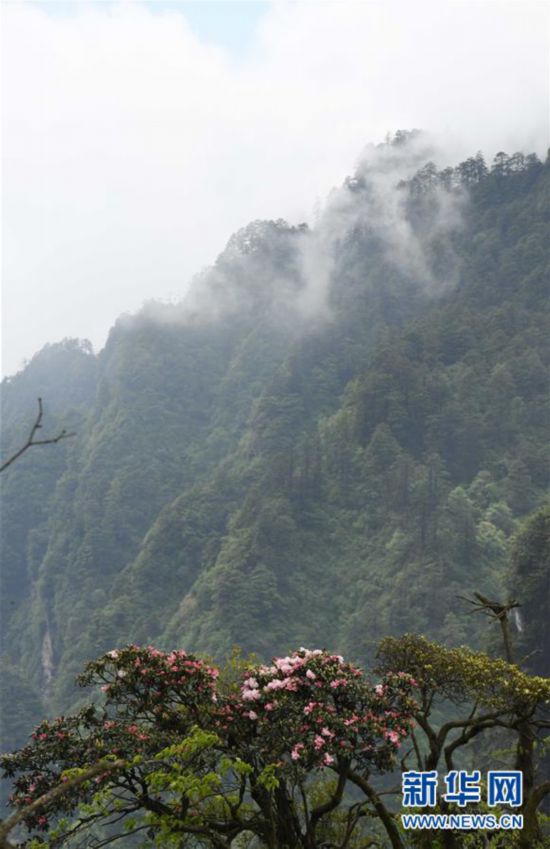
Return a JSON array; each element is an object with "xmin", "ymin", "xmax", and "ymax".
[{"xmin": 1, "ymin": 133, "xmax": 549, "ymax": 846}]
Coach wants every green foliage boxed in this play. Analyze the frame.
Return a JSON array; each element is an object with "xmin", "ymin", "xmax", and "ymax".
[{"xmin": 377, "ymin": 633, "xmax": 550, "ymax": 710}]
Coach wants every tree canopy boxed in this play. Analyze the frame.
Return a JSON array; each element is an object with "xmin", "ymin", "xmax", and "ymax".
[{"xmin": 3, "ymin": 638, "xmax": 550, "ymax": 849}]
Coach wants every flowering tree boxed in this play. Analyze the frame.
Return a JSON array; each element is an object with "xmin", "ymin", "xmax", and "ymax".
[
  {"xmin": 225, "ymin": 648, "xmax": 416, "ymax": 848},
  {"xmin": 1, "ymin": 646, "xmax": 416, "ymax": 849}
]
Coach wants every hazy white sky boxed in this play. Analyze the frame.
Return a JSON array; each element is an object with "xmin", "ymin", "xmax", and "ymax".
[{"xmin": 2, "ymin": 0, "xmax": 548, "ymax": 376}]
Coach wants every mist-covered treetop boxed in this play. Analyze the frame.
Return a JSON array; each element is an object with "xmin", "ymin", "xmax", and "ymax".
[{"xmin": 224, "ymin": 219, "xmax": 309, "ymax": 258}]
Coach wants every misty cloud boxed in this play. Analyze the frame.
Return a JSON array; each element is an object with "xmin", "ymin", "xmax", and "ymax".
[
  {"xmin": 289, "ymin": 132, "xmax": 467, "ymax": 323},
  {"xmin": 131, "ymin": 132, "xmax": 467, "ymax": 339},
  {"xmin": 2, "ymin": 0, "xmax": 548, "ymax": 374}
]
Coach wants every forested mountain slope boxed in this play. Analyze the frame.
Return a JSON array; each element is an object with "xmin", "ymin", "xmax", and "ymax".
[{"xmin": 1, "ymin": 137, "xmax": 548, "ymax": 738}]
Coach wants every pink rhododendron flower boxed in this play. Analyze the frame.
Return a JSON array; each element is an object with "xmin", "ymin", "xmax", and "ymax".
[
  {"xmin": 242, "ymin": 689, "xmax": 262, "ymax": 701},
  {"xmin": 265, "ymin": 679, "xmax": 286, "ymax": 691}
]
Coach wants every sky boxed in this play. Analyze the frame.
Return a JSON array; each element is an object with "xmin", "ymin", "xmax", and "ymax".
[{"xmin": 2, "ymin": 0, "xmax": 548, "ymax": 377}]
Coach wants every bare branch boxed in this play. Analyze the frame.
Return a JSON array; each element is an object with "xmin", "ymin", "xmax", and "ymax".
[
  {"xmin": 458, "ymin": 592, "xmax": 519, "ymax": 663},
  {"xmin": 0, "ymin": 397, "xmax": 76, "ymax": 473}
]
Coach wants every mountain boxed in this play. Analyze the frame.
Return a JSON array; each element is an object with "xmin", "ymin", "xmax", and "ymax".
[{"xmin": 1, "ymin": 136, "xmax": 548, "ymax": 748}]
